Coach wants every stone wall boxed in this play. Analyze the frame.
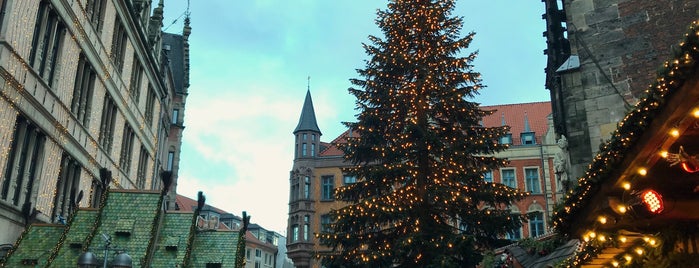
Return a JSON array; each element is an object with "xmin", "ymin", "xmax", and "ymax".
[{"xmin": 555, "ymin": 0, "xmax": 699, "ymax": 180}]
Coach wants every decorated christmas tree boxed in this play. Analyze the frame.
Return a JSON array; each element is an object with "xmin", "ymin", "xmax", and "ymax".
[{"xmin": 318, "ymin": 0, "xmax": 529, "ymax": 267}]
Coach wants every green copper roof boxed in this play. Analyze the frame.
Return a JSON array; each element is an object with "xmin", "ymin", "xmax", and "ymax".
[
  {"xmin": 189, "ymin": 231, "xmax": 239, "ymax": 267},
  {"xmin": 49, "ymin": 209, "xmax": 98, "ymax": 267},
  {"xmin": 151, "ymin": 212, "xmax": 195, "ymax": 267},
  {"xmin": 2, "ymin": 224, "xmax": 64, "ymax": 267},
  {"xmin": 93, "ymin": 190, "xmax": 161, "ymax": 267}
]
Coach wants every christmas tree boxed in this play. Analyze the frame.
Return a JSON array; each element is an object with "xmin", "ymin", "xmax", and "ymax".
[{"xmin": 318, "ymin": 0, "xmax": 529, "ymax": 267}]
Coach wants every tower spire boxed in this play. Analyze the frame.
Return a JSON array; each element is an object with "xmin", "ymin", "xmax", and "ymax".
[{"xmin": 294, "ymin": 84, "xmax": 321, "ymax": 135}]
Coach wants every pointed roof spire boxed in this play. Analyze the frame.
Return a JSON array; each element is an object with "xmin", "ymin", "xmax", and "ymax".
[
  {"xmin": 523, "ymin": 111, "xmax": 532, "ymax": 132},
  {"xmin": 294, "ymin": 80, "xmax": 321, "ymax": 134}
]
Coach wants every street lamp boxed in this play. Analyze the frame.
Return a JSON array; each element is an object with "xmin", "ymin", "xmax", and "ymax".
[{"xmin": 77, "ymin": 234, "xmax": 132, "ymax": 268}]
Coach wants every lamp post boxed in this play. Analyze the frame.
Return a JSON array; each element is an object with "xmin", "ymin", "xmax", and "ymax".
[{"xmin": 77, "ymin": 234, "xmax": 132, "ymax": 268}]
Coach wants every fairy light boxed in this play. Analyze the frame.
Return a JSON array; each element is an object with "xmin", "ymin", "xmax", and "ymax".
[
  {"xmin": 597, "ymin": 216, "xmax": 607, "ymax": 224},
  {"xmin": 670, "ymin": 128, "xmax": 680, "ymax": 137},
  {"xmin": 637, "ymin": 167, "xmax": 647, "ymax": 176},
  {"xmin": 617, "ymin": 205, "xmax": 627, "ymax": 214},
  {"xmin": 622, "ymin": 182, "xmax": 631, "ymax": 190}
]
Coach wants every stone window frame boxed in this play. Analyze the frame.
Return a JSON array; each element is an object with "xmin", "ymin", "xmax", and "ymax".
[
  {"xmin": 0, "ymin": 115, "xmax": 47, "ymax": 208},
  {"xmin": 98, "ymin": 95, "xmax": 118, "ymax": 153},
  {"xmin": 71, "ymin": 53, "xmax": 96, "ymax": 126},
  {"xmin": 524, "ymin": 166, "xmax": 541, "ymax": 194},
  {"xmin": 30, "ymin": 0, "xmax": 66, "ymax": 87}
]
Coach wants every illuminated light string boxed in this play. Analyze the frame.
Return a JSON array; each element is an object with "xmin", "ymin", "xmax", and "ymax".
[
  {"xmin": 0, "ymin": 0, "xmax": 169, "ymax": 192},
  {"xmin": 552, "ymin": 20, "xmax": 699, "ymax": 267}
]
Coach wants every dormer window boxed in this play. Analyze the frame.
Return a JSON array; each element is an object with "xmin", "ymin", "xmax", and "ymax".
[
  {"xmin": 521, "ymin": 132, "xmax": 535, "ymax": 145},
  {"xmin": 500, "ymin": 134, "xmax": 512, "ymax": 145}
]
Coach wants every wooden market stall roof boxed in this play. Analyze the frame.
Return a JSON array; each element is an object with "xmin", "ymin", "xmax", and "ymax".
[{"xmin": 552, "ymin": 21, "xmax": 699, "ymax": 267}]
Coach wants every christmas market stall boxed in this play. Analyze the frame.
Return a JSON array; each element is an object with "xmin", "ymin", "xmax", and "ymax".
[{"xmin": 551, "ymin": 21, "xmax": 699, "ymax": 267}]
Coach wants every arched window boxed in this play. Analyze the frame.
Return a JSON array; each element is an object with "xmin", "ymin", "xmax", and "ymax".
[
  {"xmin": 506, "ymin": 206, "xmax": 522, "ymax": 240},
  {"xmin": 528, "ymin": 204, "xmax": 545, "ymax": 237}
]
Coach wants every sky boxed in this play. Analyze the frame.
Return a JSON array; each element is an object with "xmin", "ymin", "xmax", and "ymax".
[{"xmin": 160, "ymin": 0, "xmax": 550, "ymax": 235}]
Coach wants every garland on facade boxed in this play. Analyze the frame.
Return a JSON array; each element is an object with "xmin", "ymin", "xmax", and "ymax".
[
  {"xmin": 142, "ymin": 171, "xmax": 172, "ymax": 266},
  {"xmin": 181, "ymin": 191, "xmax": 204, "ymax": 267},
  {"xmin": 235, "ymin": 211, "xmax": 250, "ymax": 268}
]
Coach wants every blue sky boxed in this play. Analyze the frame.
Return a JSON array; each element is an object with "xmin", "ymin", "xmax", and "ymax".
[{"xmin": 162, "ymin": 0, "xmax": 549, "ymax": 235}]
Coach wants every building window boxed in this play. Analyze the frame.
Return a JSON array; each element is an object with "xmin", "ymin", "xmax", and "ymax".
[
  {"xmin": 172, "ymin": 109, "xmax": 179, "ymax": 124},
  {"xmin": 85, "ymin": 0, "xmax": 106, "ymax": 31},
  {"xmin": 167, "ymin": 151, "xmax": 175, "ymax": 171},
  {"xmin": 290, "ymin": 178, "xmax": 299, "ymax": 201},
  {"xmin": 320, "ymin": 214, "xmax": 331, "ymax": 233},
  {"xmin": 136, "ymin": 146, "xmax": 148, "ymax": 189},
  {"xmin": 529, "ymin": 211, "xmax": 545, "ymax": 237},
  {"xmin": 343, "ymin": 175, "xmax": 357, "ymax": 184},
  {"xmin": 501, "ymin": 168, "xmax": 516, "ymax": 188},
  {"xmin": 525, "ymin": 168, "xmax": 540, "ymax": 193},
  {"xmin": 52, "ymin": 154, "xmax": 81, "ymax": 221},
  {"xmin": 111, "ymin": 17, "xmax": 127, "ymax": 72},
  {"xmin": 521, "ymin": 132, "xmax": 536, "ymax": 145},
  {"xmin": 311, "ymin": 143, "xmax": 315, "ymax": 157},
  {"xmin": 302, "ymin": 143, "xmax": 307, "ymax": 156},
  {"xmin": 1, "ymin": 115, "xmax": 46, "ymax": 207},
  {"xmin": 291, "ymin": 225, "xmax": 299, "ymax": 242},
  {"xmin": 119, "ymin": 124, "xmax": 135, "ymax": 174},
  {"xmin": 303, "ymin": 133, "xmax": 307, "ymax": 140},
  {"xmin": 71, "ymin": 53, "xmax": 95, "ymax": 126},
  {"xmin": 321, "ymin": 175, "xmax": 334, "ymax": 200},
  {"xmin": 144, "ymin": 86, "xmax": 156, "ymax": 127},
  {"xmin": 246, "ymin": 249, "xmax": 251, "ymax": 260},
  {"xmin": 311, "ymin": 134, "xmax": 315, "ymax": 141},
  {"xmin": 506, "ymin": 227, "xmax": 522, "ymax": 240},
  {"xmin": 500, "ymin": 133, "xmax": 512, "ymax": 145},
  {"xmin": 303, "ymin": 176, "xmax": 310, "ymax": 199},
  {"xmin": 129, "ymin": 53, "xmax": 142, "ymax": 102},
  {"xmin": 483, "ymin": 171, "xmax": 493, "ymax": 183},
  {"xmin": 254, "ymin": 262, "xmax": 260, "ymax": 268},
  {"xmin": 98, "ymin": 95, "xmax": 117, "ymax": 153},
  {"xmin": 255, "ymin": 248, "xmax": 261, "ymax": 257},
  {"xmin": 30, "ymin": 1, "xmax": 66, "ymax": 87},
  {"xmin": 304, "ymin": 215, "xmax": 310, "ymax": 241}
]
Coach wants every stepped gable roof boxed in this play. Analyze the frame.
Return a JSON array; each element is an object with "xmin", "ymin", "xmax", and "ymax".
[
  {"xmin": 294, "ymin": 90, "xmax": 322, "ymax": 134},
  {"xmin": 2, "ymin": 224, "xmax": 64, "ymax": 266},
  {"xmin": 481, "ymin": 101, "xmax": 552, "ymax": 143}
]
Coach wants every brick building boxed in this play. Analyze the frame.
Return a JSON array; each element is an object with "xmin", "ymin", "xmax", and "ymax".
[
  {"xmin": 0, "ymin": 0, "xmax": 190, "ymax": 249},
  {"xmin": 286, "ymin": 90, "xmax": 562, "ymax": 268},
  {"xmin": 542, "ymin": 0, "xmax": 699, "ymax": 180}
]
